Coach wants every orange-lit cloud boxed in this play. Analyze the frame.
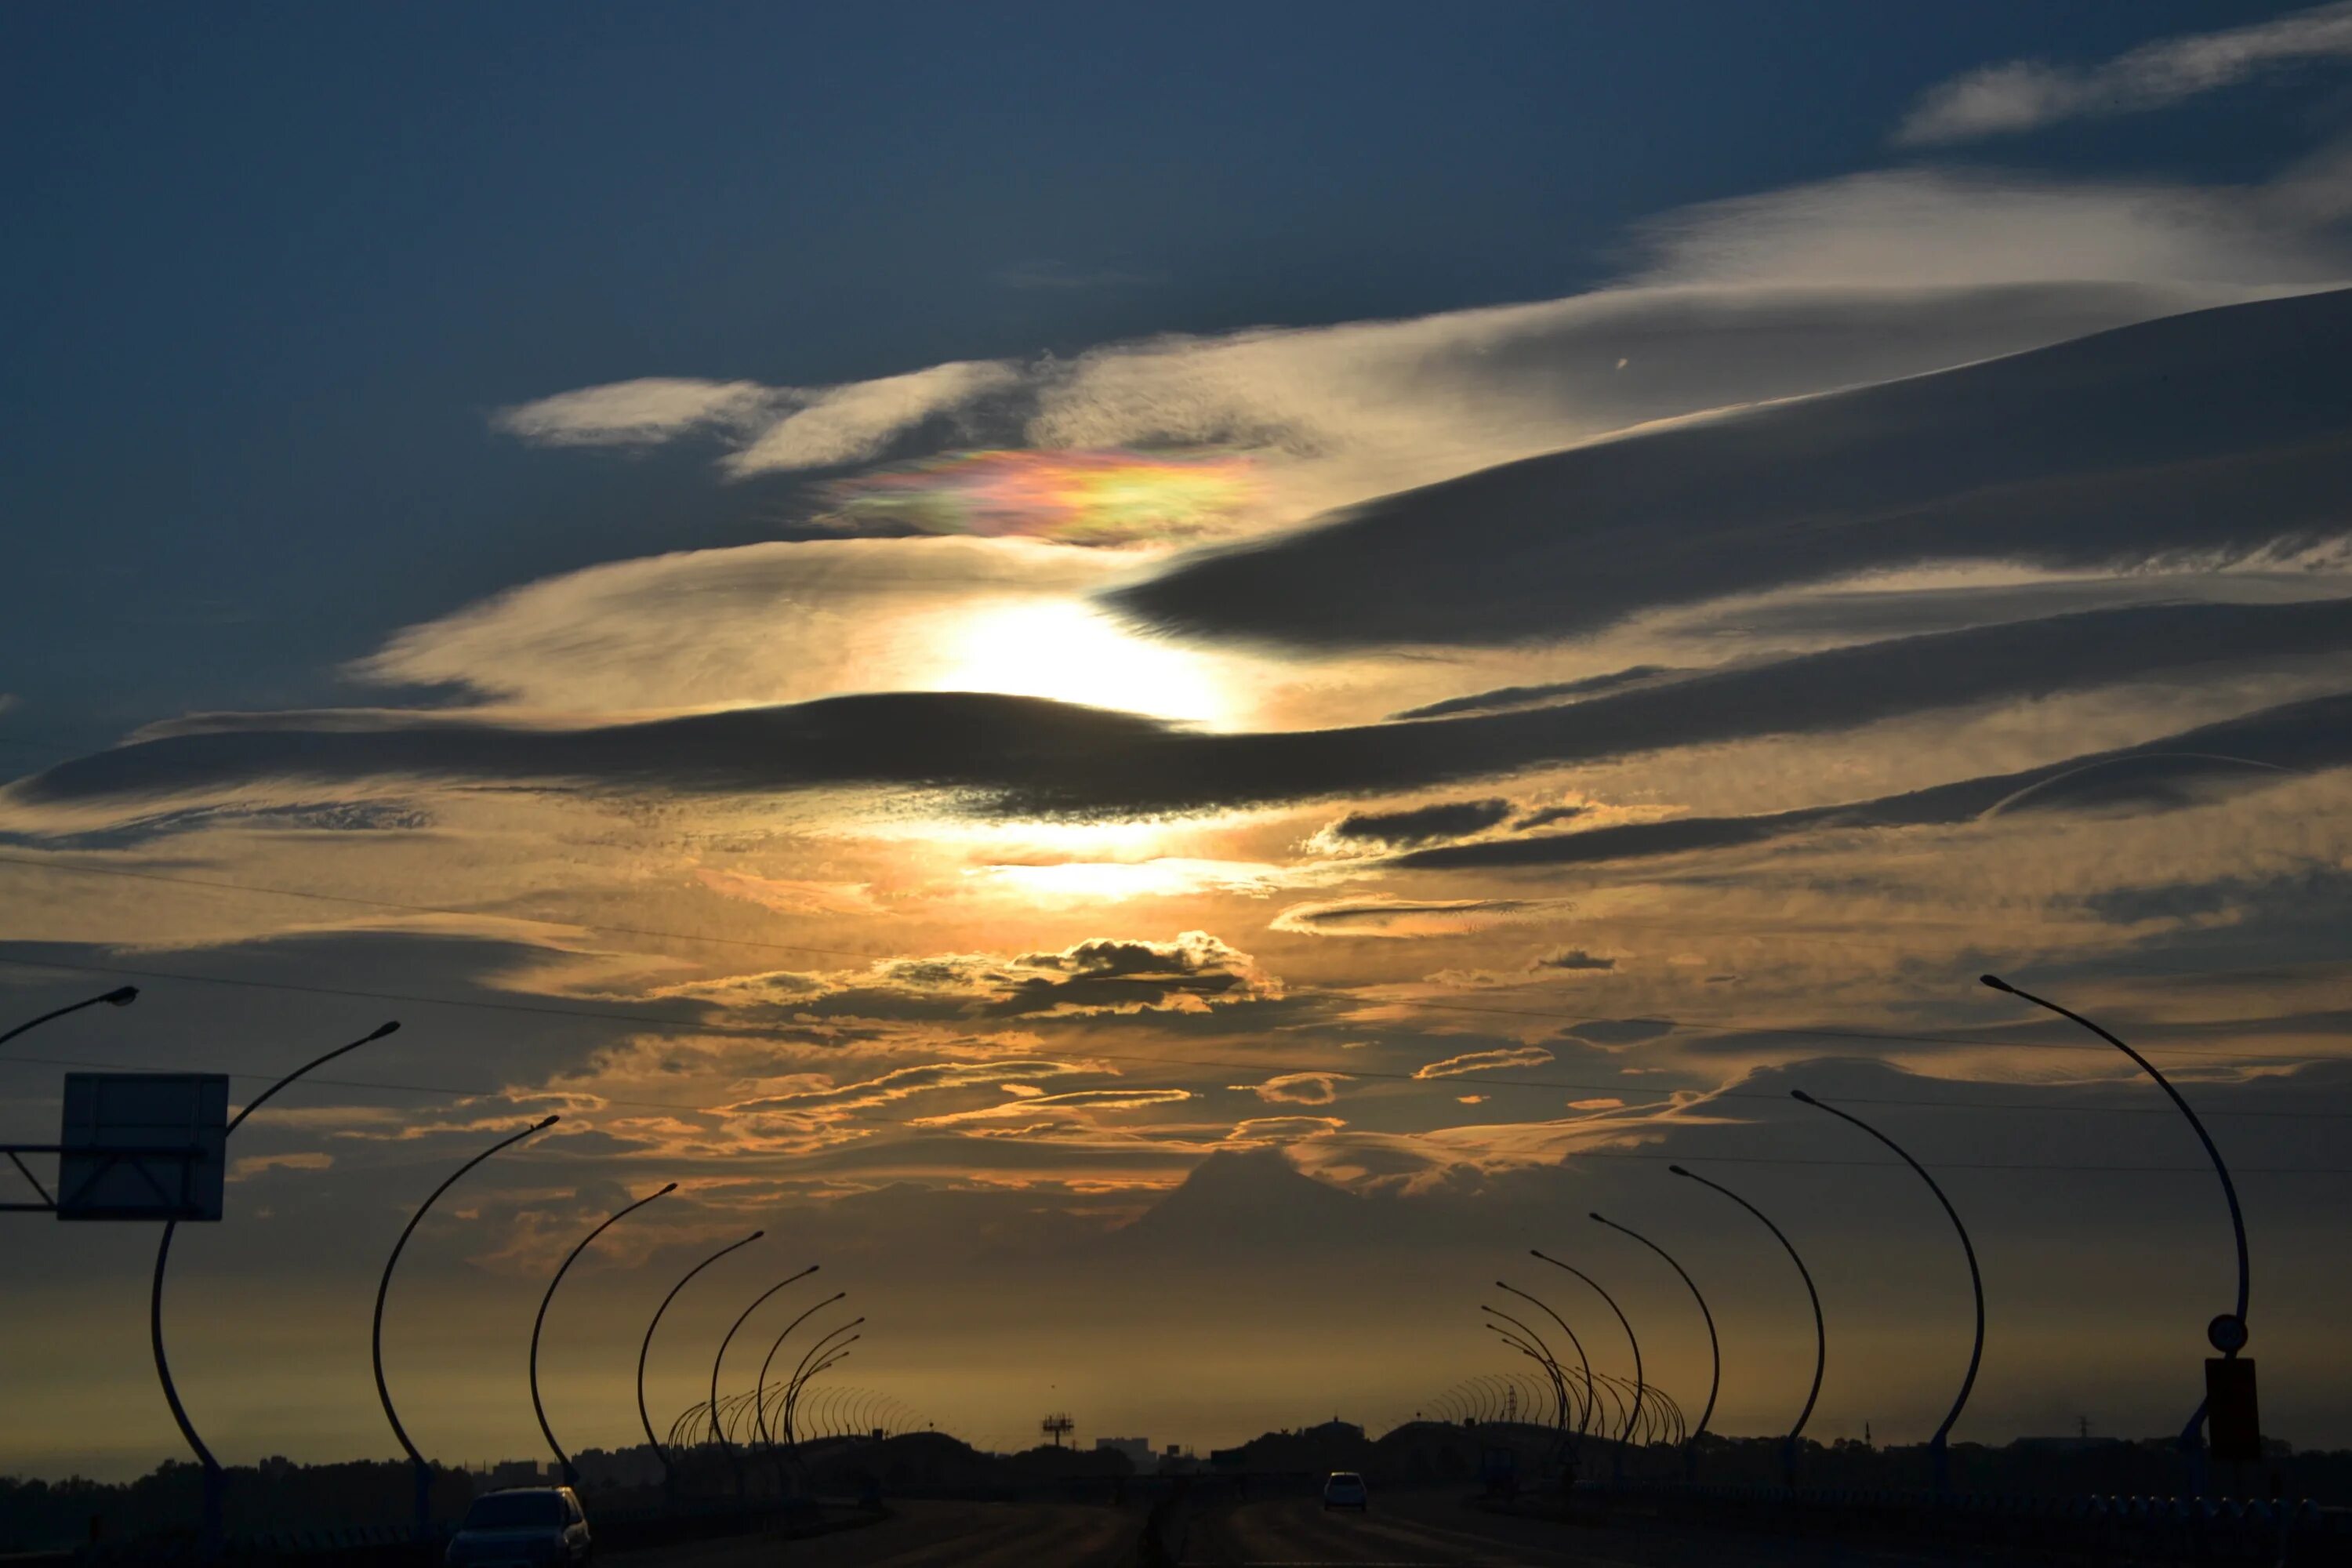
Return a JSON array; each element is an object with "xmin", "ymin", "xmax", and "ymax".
[
  {"xmin": 1232, "ymin": 1072, "xmax": 1348, "ymax": 1106},
  {"xmin": 913, "ymin": 1087, "xmax": 1195, "ymax": 1125},
  {"xmin": 1411, "ymin": 1046, "xmax": 1555, "ymax": 1080}
]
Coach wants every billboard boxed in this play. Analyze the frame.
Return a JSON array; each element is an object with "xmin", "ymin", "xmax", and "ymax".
[{"xmin": 56, "ymin": 1073, "xmax": 227, "ymax": 1221}]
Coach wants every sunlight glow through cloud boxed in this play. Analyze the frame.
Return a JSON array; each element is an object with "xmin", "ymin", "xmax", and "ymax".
[{"xmin": 930, "ymin": 597, "xmax": 1239, "ymax": 724}]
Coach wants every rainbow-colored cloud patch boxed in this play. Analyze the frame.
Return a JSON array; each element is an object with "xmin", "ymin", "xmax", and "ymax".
[{"xmin": 815, "ymin": 448, "xmax": 1258, "ymax": 546}]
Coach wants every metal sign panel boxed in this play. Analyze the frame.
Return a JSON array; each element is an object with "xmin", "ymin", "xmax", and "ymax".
[
  {"xmin": 57, "ymin": 1073, "xmax": 227, "ymax": 1221},
  {"xmin": 2205, "ymin": 1357, "xmax": 2261, "ymax": 1465}
]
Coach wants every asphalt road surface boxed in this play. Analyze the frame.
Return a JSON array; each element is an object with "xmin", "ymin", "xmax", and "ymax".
[
  {"xmin": 608, "ymin": 1499, "xmax": 1141, "ymax": 1567},
  {"xmin": 1180, "ymin": 1490, "xmax": 2016, "ymax": 1567}
]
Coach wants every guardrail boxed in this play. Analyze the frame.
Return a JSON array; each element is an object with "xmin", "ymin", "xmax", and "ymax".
[
  {"xmin": 24, "ymin": 1496, "xmax": 884, "ymax": 1566},
  {"xmin": 1556, "ymin": 1479, "xmax": 2352, "ymax": 1565}
]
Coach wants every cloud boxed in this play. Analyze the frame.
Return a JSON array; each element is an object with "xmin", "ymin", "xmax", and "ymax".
[
  {"xmin": 1394, "ymin": 688, "xmax": 2352, "ymax": 871},
  {"xmin": 19, "ymin": 592, "xmax": 2352, "ymax": 832},
  {"xmin": 1558, "ymin": 1018, "xmax": 1675, "ymax": 1047},
  {"xmin": 692, "ymin": 866, "xmax": 880, "ymax": 916},
  {"xmin": 1536, "ymin": 948, "xmax": 1616, "ymax": 973},
  {"xmin": 811, "ymin": 448, "xmax": 1261, "ymax": 546},
  {"xmin": 1636, "ymin": 169, "xmax": 2343, "ymax": 292},
  {"xmin": 669, "ymin": 931, "xmax": 1279, "ymax": 1025},
  {"xmin": 1314, "ymin": 798, "xmax": 1514, "ymax": 849},
  {"xmin": 227, "ymin": 1151, "xmax": 333, "ymax": 1181},
  {"xmin": 1223, "ymin": 1116, "xmax": 1345, "ymax": 1144},
  {"xmin": 1896, "ymin": 4, "xmax": 2352, "ymax": 146},
  {"xmin": 982, "ymin": 931, "xmax": 1279, "ymax": 1016},
  {"xmin": 723, "ymin": 1059, "xmax": 1094, "ymax": 1116},
  {"xmin": 492, "ymin": 377, "xmax": 776, "ymax": 446},
  {"xmin": 1394, "ymin": 667, "xmax": 1678, "ymax": 721},
  {"xmin": 913, "ymin": 1087, "xmax": 1193, "ymax": 1125},
  {"xmin": 496, "ymin": 160, "xmax": 2343, "ymax": 547},
  {"xmin": 351, "ymin": 535, "xmax": 1128, "ymax": 710},
  {"xmin": 724, "ymin": 361, "xmax": 1019, "ymax": 475},
  {"xmin": 1234, "ymin": 1072, "xmax": 1347, "ymax": 1106},
  {"xmin": 1269, "ymin": 898, "xmax": 1572, "ymax": 938},
  {"xmin": 1110, "ymin": 289, "xmax": 2352, "ymax": 651},
  {"xmin": 1411, "ymin": 1046, "xmax": 1555, "ymax": 1080},
  {"xmin": 493, "ymin": 363, "xmax": 1014, "ymax": 475}
]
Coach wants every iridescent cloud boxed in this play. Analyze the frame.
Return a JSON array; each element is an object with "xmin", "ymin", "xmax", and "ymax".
[{"xmin": 814, "ymin": 448, "xmax": 1261, "ymax": 546}]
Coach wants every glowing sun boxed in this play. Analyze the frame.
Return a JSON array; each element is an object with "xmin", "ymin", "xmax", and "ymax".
[{"xmin": 929, "ymin": 598, "xmax": 1236, "ymax": 725}]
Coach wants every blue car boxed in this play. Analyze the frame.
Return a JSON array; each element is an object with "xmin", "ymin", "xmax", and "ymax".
[{"xmin": 445, "ymin": 1486, "xmax": 593, "ymax": 1566}]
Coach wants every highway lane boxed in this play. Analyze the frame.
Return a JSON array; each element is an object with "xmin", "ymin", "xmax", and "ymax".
[
  {"xmin": 1182, "ymin": 1493, "xmax": 1592, "ymax": 1567},
  {"xmin": 609, "ymin": 1498, "xmax": 1142, "ymax": 1567},
  {"xmin": 1181, "ymin": 1490, "xmax": 2016, "ymax": 1567}
]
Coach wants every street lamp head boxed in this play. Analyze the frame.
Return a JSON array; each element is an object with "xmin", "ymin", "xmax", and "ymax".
[
  {"xmin": 1979, "ymin": 974, "xmax": 2016, "ymax": 994},
  {"xmin": 1668, "ymin": 1163, "xmax": 1691, "ymax": 1178},
  {"xmin": 102, "ymin": 985, "xmax": 138, "ymax": 1006},
  {"xmin": 365, "ymin": 1020, "xmax": 402, "ymax": 1040},
  {"xmin": 1588, "ymin": 1211, "xmax": 1605, "ymax": 1222},
  {"xmin": 532, "ymin": 1113, "xmax": 562, "ymax": 1131},
  {"xmin": 1789, "ymin": 1089, "xmax": 1817, "ymax": 1105},
  {"xmin": 747, "ymin": 1229, "xmax": 766, "ymax": 1241},
  {"xmin": 655, "ymin": 1181, "xmax": 681, "ymax": 1195}
]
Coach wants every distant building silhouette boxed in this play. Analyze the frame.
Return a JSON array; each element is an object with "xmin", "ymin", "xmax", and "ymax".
[{"xmin": 1094, "ymin": 1436, "xmax": 1153, "ymax": 1470}]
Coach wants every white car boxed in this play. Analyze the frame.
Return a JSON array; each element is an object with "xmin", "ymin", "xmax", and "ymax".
[{"xmin": 1322, "ymin": 1471, "xmax": 1368, "ymax": 1511}]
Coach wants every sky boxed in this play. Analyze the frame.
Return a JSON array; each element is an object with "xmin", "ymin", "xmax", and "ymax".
[{"xmin": 5, "ymin": 2, "xmax": 2352, "ymax": 1479}]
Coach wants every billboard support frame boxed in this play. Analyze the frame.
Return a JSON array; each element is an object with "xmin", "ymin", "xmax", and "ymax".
[{"xmin": 1, "ymin": 1142, "xmax": 214, "ymax": 1216}]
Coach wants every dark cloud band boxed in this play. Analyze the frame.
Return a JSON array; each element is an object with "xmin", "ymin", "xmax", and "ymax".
[
  {"xmin": 17, "ymin": 597, "xmax": 2352, "ymax": 825},
  {"xmin": 1110, "ymin": 289, "xmax": 2352, "ymax": 649}
]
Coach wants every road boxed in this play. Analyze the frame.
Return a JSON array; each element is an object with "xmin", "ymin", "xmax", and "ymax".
[
  {"xmin": 1180, "ymin": 1490, "xmax": 2016, "ymax": 1567},
  {"xmin": 604, "ymin": 1489, "xmax": 2023, "ymax": 1567},
  {"xmin": 608, "ymin": 1498, "xmax": 1141, "ymax": 1566}
]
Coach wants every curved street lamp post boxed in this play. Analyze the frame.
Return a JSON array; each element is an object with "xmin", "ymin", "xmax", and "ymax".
[
  {"xmin": 637, "ymin": 1231, "xmax": 764, "ymax": 1498},
  {"xmin": 1531, "ymin": 1250, "xmax": 1643, "ymax": 1481},
  {"xmin": 1487, "ymin": 1329, "xmax": 1566, "ymax": 1433},
  {"xmin": 1791, "ymin": 1090, "xmax": 1983, "ymax": 1491},
  {"xmin": 707, "ymin": 1267, "xmax": 820, "ymax": 1490},
  {"xmin": 1591, "ymin": 1211, "xmax": 1718, "ymax": 1480},
  {"xmin": 374, "ymin": 1114, "xmax": 559, "ymax": 1534},
  {"xmin": 154, "ymin": 1018, "xmax": 399, "ymax": 1555},
  {"xmin": 1982, "ymin": 974, "xmax": 2250, "ymax": 1483},
  {"xmin": 756, "ymin": 1291, "xmax": 847, "ymax": 1452},
  {"xmin": 1497, "ymin": 1280, "xmax": 1595, "ymax": 1441},
  {"xmin": 1670, "ymin": 1164, "xmax": 1822, "ymax": 1488},
  {"xmin": 1481, "ymin": 1306, "xmax": 1571, "ymax": 1442},
  {"xmin": 786, "ymin": 1347, "xmax": 856, "ymax": 1447},
  {"xmin": 0, "ymin": 984, "xmax": 136, "ymax": 1047},
  {"xmin": 2, "ymin": 985, "xmax": 137, "ymax": 1209},
  {"xmin": 782, "ymin": 1320, "xmax": 862, "ymax": 1451},
  {"xmin": 530, "ymin": 1183, "xmax": 677, "ymax": 1485}
]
